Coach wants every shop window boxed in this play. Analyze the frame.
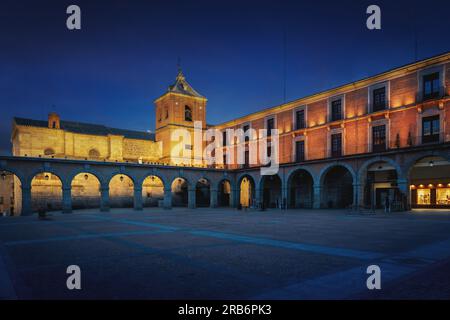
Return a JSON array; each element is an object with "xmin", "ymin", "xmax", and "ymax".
[
  {"xmin": 436, "ymin": 188, "xmax": 450, "ymax": 205},
  {"xmin": 417, "ymin": 189, "xmax": 431, "ymax": 205}
]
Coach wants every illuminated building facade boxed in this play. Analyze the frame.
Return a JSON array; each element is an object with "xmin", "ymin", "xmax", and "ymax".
[{"xmin": 1, "ymin": 52, "xmax": 450, "ymax": 215}]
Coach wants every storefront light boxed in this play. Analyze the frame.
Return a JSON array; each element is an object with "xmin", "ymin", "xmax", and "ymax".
[
  {"xmin": 428, "ymin": 184, "xmax": 434, "ymax": 188},
  {"xmin": 419, "ymin": 184, "xmax": 424, "ymax": 188}
]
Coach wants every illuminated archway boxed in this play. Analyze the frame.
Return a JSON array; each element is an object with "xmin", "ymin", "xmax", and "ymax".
[
  {"xmin": 71, "ymin": 173, "xmax": 101, "ymax": 210},
  {"xmin": 109, "ymin": 174, "xmax": 134, "ymax": 208},
  {"xmin": 31, "ymin": 172, "xmax": 63, "ymax": 212},
  {"xmin": 238, "ymin": 175, "xmax": 255, "ymax": 208},
  {"xmin": 142, "ymin": 175, "xmax": 164, "ymax": 207}
]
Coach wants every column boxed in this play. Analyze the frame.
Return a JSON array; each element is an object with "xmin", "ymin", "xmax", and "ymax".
[
  {"xmin": 62, "ymin": 187, "xmax": 72, "ymax": 213},
  {"xmin": 210, "ymin": 189, "xmax": 218, "ymax": 208},
  {"xmin": 188, "ymin": 187, "xmax": 196, "ymax": 209},
  {"xmin": 352, "ymin": 183, "xmax": 360, "ymax": 211},
  {"xmin": 163, "ymin": 187, "xmax": 172, "ymax": 209},
  {"xmin": 255, "ymin": 188, "xmax": 261, "ymax": 209},
  {"xmin": 21, "ymin": 186, "xmax": 32, "ymax": 216},
  {"xmin": 133, "ymin": 187, "xmax": 143, "ymax": 211},
  {"xmin": 281, "ymin": 186, "xmax": 288, "ymax": 210},
  {"xmin": 230, "ymin": 188, "xmax": 237, "ymax": 208},
  {"xmin": 100, "ymin": 186, "xmax": 110, "ymax": 212},
  {"xmin": 313, "ymin": 184, "xmax": 322, "ymax": 209},
  {"xmin": 397, "ymin": 179, "xmax": 410, "ymax": 211}
]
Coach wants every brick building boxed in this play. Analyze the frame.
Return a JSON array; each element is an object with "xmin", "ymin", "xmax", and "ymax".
[{"xmin": 1, "ymin": 52, "xmax": 450, "ymax": 215}]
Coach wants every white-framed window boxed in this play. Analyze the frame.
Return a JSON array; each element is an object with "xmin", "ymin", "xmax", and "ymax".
[
  {"xmin": 292, "ymin": 105, "xmax": 307, "ymax": 131},
  {"xmin": 241, "ymin": 121, "xmax": 252, "ymax": 142},
  {"xmin": 328, "ymin": 95, "xmax": 345, "ymax": 122},
  {"xmin": 327, "ymin": 127, "xmax": 344, "ymax": 158},
  {"xmin": 264, "ymin": 115, "xmax": 277, "ymax": 137},
  {"xmin": 418, "ymin": 65, "xmax": 445, "ymax": 102},
  {"xmin": 368, "ymin": 81, "xmax": 390, "ymax": 113},
  {"xmin": 292, "ymin": 135, "xmax": 307, "ymax": 162},
  {"xmin": 368, "ymin": 118, "xmax": 389, "ymax": 152},
  {"xmin": 416, "ymin": 107, "xmax": 445, "ymax": 145}
]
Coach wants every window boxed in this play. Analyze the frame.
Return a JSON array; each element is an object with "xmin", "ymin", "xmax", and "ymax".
[
  {"xmin": 372, "ymin": 87, "xmax": 386, "ymax": 112},
  {"xmin": 88, "ymin": 149, "xmax": 100, "ymax": 158},
  {"xmin": 52, "ymin": 121, "xmax": 56, "ymax": 129},
  {"xmin": 223, "ymin": 154, "xmax": 227, "ymax": 166},
  {"xmin": 331, "ymin": 133, "xmax": 342, "ymax": 157},
  {"xmin": 267, "ymin": 118, "xmax": 274, "ymax": 137},
  {"xmin": 244, "ymin": 150, "xmax": 249, "ymax": 168},
  {"xmin": 165, "ymin": 107, "xmax": 169, "ymax": 119},
  {"xmin": 331, "ymin": 99, "xmax": 342, "ymax": 121},
  {"xmin": 0, "ymin": 196, "xmax": 3, "ymax": 205},
  {"xmin": 295, "ymin": 140, "xmax": 305, "ymax": 162},
  {"xmin": 222, "ymin": 131, "xmax": 227, "ymax": 146},
  {"xmin": 295, "ymin": 110, "xmax": 305, "ymax": 130},
  {"xmin": 372, "ymin": 125, "xmax": 386, "ymax": 152},
  {"xmin": 185, "ymin": 144, "xmax": 193, "ymax": 150},
  {"xmin": 44, "ymin": 148, "xmax": 55, "ymax": 156},
  {"xmin": 423, "ymin": 72, "xmax": 440, "ymax": 101},
  {"xmin": 184, "ymin": 106, "xmax": 192, "ymax": 122},
  {"xmin": 243, "ymin": 124, "xmax": 250, "ymax": 142},
  {"xmin": 422, "ymin": 115, "xmax": 440, "ymax": 143},
  {"xmin": 417, "ymin": 189, "xmax": 431, "ymax": 205}
]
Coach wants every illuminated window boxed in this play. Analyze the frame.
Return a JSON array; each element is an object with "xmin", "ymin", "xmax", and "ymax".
[
  {"xmin": 436, "ymin": 188, "xmax": 450, "ymax": 205},
  {"xmin": 417, "ymin": 189, "xmax": 431, "ymax": 205}
]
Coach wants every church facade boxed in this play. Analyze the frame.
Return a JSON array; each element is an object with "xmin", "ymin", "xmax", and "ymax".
[{"xmin": 1, "ymin": 52, "xmax": 450, "ymax": 215}]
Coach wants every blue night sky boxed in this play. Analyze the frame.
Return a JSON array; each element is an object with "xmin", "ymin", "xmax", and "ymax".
[{"xmin": 0, "ymin": 0, "xmax": 449, "ymax": 155}]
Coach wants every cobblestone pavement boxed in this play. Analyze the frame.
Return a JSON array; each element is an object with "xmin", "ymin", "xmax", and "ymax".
[{"xmin": 1, "ymin": 208, "xmax": 450, "ymax": 299}]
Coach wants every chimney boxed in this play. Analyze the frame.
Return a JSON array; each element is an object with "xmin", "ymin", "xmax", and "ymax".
[{"xmin": 48, "ymin": 112, "xmax": 60, "ymax": 129}]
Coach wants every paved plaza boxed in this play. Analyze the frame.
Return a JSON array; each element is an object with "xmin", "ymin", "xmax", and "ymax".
[{"xmin": 1, "ymin": 208, "xmax": 450, "ymax": 299}]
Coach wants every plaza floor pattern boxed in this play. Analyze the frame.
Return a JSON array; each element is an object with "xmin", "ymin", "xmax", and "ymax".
[{"xmin": 1, "ymin": 208, "xmax": 450, "ymax": 299}]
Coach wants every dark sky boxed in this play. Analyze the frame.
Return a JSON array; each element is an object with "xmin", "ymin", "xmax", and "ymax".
[{"xmin": 1, "ymin": 0, "xmax": 449, "ymax": 155}]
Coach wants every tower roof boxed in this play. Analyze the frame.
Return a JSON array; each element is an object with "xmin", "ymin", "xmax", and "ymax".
[{"xmin": 166, "ymin": 70, "xmax": 205, "ymax": 98}]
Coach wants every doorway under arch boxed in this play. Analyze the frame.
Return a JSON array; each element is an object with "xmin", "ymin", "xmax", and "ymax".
[
  {"xmin": 71, "ymin": 172, "xmax": 101, "ymax": 210},
  {"xmin": 321, "ymin": 166, "xmax": 354, "ymax": 208},
  {"xmin": 109, "ymin": 174, "xmax": 134, "ymax": 208},
  {"xmin": 142, "ymin": 175, "xmax": 164, "ymax": 207},
  {"xmin": 172, "ymin": 178, "xmax": 188, "ymax": 207},
  {"xmin": 288, "ymin": 169, "xmax": 314, "ymax": 208},
  {"xmin": 261, "ymin": 174, "xmax": 282, "ymax": 208},
  {"xmin": 31, "ymin": 172, "xmax": 63, "ymax": 212}
]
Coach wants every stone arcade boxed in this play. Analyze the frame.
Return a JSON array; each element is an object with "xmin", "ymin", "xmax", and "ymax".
[{"xmin": 1, "ymin": 52, "xmax": 450, "ymax": 215}]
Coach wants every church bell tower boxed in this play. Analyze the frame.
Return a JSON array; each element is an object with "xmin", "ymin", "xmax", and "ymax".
[{"xmin": 154, "ymin": 69, "xmax": 207, "ymax": 165}]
